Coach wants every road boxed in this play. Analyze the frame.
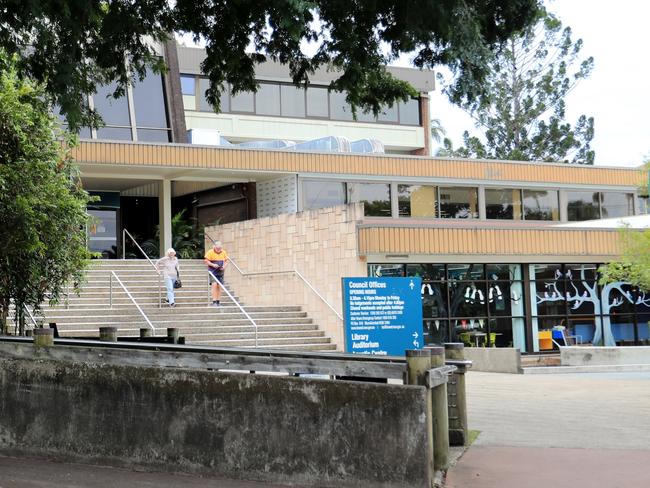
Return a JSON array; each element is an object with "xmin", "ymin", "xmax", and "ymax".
[{"xmin": 446, "ymin": 371, "xmax": 650, "ymax": 488}]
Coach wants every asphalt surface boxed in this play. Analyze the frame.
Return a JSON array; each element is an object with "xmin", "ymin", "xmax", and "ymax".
[{"xmin": 445, "ymin": 371, "xmax": 650, "ymax": 488}]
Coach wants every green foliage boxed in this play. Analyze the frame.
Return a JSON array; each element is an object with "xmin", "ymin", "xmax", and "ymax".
[
  {"xmin": 0, "ymin": 52, "xmax": 91, "ymax": 334},
  {"xmin": 600, "ymin": 228, "xmax": 650, "ymax": 291},
  {"xmin": 443, "ymin": 10, "xmax": 595, "ymax": 164},
  {"xmin": 141, "ymin": 210, "xmax": 208, "ymax": 260},
  {"xmin": 0, "ymin": 0, "xmax": 540, "ymax": 129}
]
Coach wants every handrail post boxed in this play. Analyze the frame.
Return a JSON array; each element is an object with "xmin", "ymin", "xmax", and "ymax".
[
  {"xmin": 406, "ymin": 349, "xmax": 434, "ymax": 484},
  {"xmin": 429, "ymin": 347, "xmax": 450, "ymax": 471},
  {"xmin": 122, "ymin": 228, "xmax": 126, "ymax": 260},
  {"xmin": 109, "ymin": 272, "xmax": 113, "ymax": 309},
  {"xmin": 445, "ymin": 343, "xmax": 470, "ymax": 446},
  {"xmin": 159, "ymin": 273, "xmax": 162, "ymax": 309}
]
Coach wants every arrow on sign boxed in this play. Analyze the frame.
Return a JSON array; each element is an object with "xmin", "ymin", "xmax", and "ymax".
[
  {"xmin": 412, "ymin": 332, "xmax": 419, "ymax": 339},
  {"xmin": 409, "ymin": 280, "xmax": 415, "ymax": 290},
  {"xmin": 413, "ymin": 340, "xmax": 420, "ymax": 347}
]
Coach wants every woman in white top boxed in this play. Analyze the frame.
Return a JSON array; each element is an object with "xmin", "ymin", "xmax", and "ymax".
[{"xmin": 155, "ymin": 248, "xmax": 179, "ymax": 307}]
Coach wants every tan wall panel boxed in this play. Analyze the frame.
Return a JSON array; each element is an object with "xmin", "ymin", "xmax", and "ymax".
[
  {"xmin": 357, "ymin": 226, "xmax": 623, "ymax": 258},
  {"xmin": 72, "ymin": 141, "xmax": 642, "ymax": 188}
]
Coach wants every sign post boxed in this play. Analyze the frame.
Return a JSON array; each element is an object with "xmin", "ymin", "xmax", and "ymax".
[{"xmin": 342, "ymin": 277, "xmax": 423, "ymax": 356}]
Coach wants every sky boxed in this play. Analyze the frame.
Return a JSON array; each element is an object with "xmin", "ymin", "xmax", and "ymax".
[{"xmin": 426, "ymin": 0, "xmax": 649, "ymax": 167}]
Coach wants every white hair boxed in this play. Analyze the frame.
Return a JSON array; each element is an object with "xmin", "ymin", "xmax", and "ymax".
[{"xmin": 166, "ymin": 248, "xmax": 176, "ymax": 255}]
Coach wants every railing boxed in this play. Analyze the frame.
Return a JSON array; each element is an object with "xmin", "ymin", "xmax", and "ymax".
[
  {"xmin": 122, "ymin": 228, "xmax": 163, "ymax": 308},
  {"xmin": 205, "ymin": 233, "xmax": 342, "ymax": 323},
  {"xmin": 109, "ymin": 271, "xmax": 155, "ymax": 332},
  {"xmin": 208, "ymin": 269, "xmax": 258, "ymax": 347}
]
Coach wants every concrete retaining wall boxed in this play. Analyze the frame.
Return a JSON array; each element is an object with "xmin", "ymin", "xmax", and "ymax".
[
  {"xmin": 0, "ymin": 356, "xmax": 430, "ymax": 488},
  {"xmin": 561, "ymin": 346, "xmax": 650, "ymax": 366},
  {"xmin": 464, "ymin": 348, "xmax": 522, "ymax": 374}
]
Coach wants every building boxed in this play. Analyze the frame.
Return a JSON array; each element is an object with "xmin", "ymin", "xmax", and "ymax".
[{"xmin": 69, "ymin": 43, "xmax": 647, "ymax": 352}]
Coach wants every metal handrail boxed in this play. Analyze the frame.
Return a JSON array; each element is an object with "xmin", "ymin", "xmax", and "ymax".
[
  {"xmin": 122, "ymin": 228, "xmax": 163, "ymax": 308},
  {"xmin": 109, "ymin": 271, "xmax": 155, "ymax": 331},
  {"xmin": 23, "ymin": 305, "xmax": 39, "ymax": 329},
  {"xmin": 204, "ymin": 232, "xmax": 342, "ymax": 322},
  {"xmin": 208, "ymin": 269, "xmax": 258, "ymax": 347},
  {"xmin": 230, "ymin": 258, "xmax": 343, "ymax": 322}
]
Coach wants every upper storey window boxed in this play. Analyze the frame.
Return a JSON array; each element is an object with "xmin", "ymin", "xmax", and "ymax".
[
  {"xmin": 57, "ymin": 69, "xmax": 172, "ymax": 143},
  {"xmin": 185, "ymin": 75, "xmax": 422, "ymax": 127}
]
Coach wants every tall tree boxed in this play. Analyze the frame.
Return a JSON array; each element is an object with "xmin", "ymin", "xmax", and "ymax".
[
  {"xmin": 0, "ymin": 1, "xmax": 541, "ymax": 130},
  {"xmin": 443, "ymin": 10, "xmax": 595, "ymax": 164},
  {"xmin": 0, "ymin": 51, "xmax": 91, "ymax": 335}
]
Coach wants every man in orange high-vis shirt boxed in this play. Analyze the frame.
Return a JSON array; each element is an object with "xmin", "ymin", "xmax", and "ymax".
[{"xmin": 204, "ymin": 241, "xmax": 228, "ymax": 307}]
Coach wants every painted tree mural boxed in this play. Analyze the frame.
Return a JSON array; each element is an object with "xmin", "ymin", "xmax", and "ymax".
[{"xmin": 535, "ymin": 265, "xmax": 647, "ymax": 346}]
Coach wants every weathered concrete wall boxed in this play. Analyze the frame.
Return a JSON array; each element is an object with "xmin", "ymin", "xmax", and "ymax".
[
  {"xmin": 561, "ymin": 346, "xmax": 650, "ymax": 366},
  {"xmin": 0, "ymin": 356, "xmax": 430, "ymax": 488},
  {"xmin": 206, "ymin": 203, "xmax": 367, "ymax": 349},
  {"xmin": 464, "ymin": 348, "xmax": 522, "ymax": 374}
]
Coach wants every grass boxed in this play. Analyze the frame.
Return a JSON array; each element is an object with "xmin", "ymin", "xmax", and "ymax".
[{"xmin": 468, "ymin": 430, "xmax": 481, "ymax": 445}]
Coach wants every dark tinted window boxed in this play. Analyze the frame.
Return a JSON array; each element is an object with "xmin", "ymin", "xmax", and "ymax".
[{"xmin": 132, "ymin": 70, "xmax": 168, "ymax": 128}]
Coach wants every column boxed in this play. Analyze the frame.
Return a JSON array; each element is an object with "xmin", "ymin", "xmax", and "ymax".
[{"xmin": 159, "ymin": 179, "xmax": 172, "ymax": 257}]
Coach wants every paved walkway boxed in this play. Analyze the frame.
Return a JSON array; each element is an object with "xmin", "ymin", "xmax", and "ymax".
[
  {"xmin": 446, "ymin": 371, "xmax": 650, "ymax": 488},
  {"xmin": 0, "ymin": 455, "xmax": 289, "ymax": 488}
]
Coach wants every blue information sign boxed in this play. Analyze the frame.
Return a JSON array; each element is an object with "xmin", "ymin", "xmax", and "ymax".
[{"xmin": 342, "ymin": 277, "xmax": 423, "ymax": 356}]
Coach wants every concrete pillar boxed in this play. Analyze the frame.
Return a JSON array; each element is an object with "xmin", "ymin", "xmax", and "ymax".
[
  {"xmin": 445, "ymin": 343, "xmax": 469, "ymax": 446},
  {"xmin": 99, "ymin": 327, "xmax": 118, "ymax": 342},
  {"xmin": 167, "ymin": 327, "xmax": 180, "ymax": 344},
  {"xmin": 429, "ymin": 347, "xmax": 449, "ymax": 470},
  {"xmin": 158, "ymin": 179, "xmax": 172, "ymax": 257},
  {"xmin": 406, "ymin": 349, "xmax": 434, "ymax": 480},
  {"xmin": 33, "ymin": 328, "xmax": 53, "ymax": 347}
]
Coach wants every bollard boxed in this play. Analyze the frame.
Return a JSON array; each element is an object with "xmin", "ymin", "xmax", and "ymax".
[
  {"xmin": 25, "ymin": 329, "xmax": 33, "ymax": 337},
  {"xmin": 445, "ymin": 343, "xmax": 469, "ymax": 446},
  {"xmin": 406, "ymin": 349, "xmax": 434, "ymax": 481},
  {"xmin": 140, "ymin": 328, "xmax": 152, "ymax": 339},
  {"xmin": 429, "ymin": 346, "xmax": 450, "ymax": 470},
  {"xmin": 33, "ymin": 328, "xmax": 54, "ymax": 347},
  {"xmin": 99, "ymin": 326, "xmax": 118, "ymax": 342},
  {"xmin": 167, "ymin": 327, "xmax": 180, "ymax": 344}
]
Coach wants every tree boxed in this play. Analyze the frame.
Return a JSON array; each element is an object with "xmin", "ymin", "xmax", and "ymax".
[
  {"xmin": 0, "ymin": 1, "xmax": 541, "ymax": 130},
  {"xmin": 0, "ymin": 52, "xmax": 91, "ymax": 335},
  {"xmin": 443, "ymin": 10, "xmax": 595, "ymax": 164},
  {"xmin": 430, "ymin": 118, "xmax": 446, "ymax": 144},
  {"xmin": 599, "ymin": 228, "xmax": 650, "ymax": 292}
]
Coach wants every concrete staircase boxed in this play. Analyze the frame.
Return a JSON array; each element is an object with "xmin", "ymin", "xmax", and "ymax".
[{"xmin": 40, "ymin": 260, "xmax": 335, "ymax": 351}]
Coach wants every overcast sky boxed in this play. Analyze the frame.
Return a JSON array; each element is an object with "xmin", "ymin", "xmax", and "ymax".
[{"xmin": 427, "ymin": 0, "xmax": 649, "ymax": 167}]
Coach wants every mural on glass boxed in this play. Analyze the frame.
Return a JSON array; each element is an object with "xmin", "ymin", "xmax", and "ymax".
[{"xmin": 532, "ymin": 264, "xmax": 650, "ymax": 347}]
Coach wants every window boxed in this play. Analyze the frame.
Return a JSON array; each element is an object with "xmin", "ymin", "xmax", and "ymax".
[
  {"xmin": 348, "ymin": 182, "xmax": 391, "ymax": 217},
  {"xmin": 398, "ymin": 99, "xmax": 420, "ymax": 125},
  {"xmin": 180, "ymin": 75, "xmax": 195, "ymax": 96},
  {"xmin": 601, "ymin": 192, "xmax": 634, "ymax": 218},
  {"xmin": 306, "ymin": 86, "xmax": 329, "ymax": 118},
  {"xmin": 398, "ymin": 185, "xmax": 437, "ymax": 218},
  {"xmin": 486, "ymin": 188, "xmax": 522, "ymax": 220},
  {"xmin": 95, "ymin": 127, "xmax": 132, "ymax": 141},
  {"xmin": 377, "ymin": 104, "xmax": 399, "ymax": 123},
  {"xmin": 439, "ymin": 187, "xmax": 478, "ymax": 219},
  {"xmin": 132, "ymin": 69, "xmax": 168, "ymax": 129},
  {"xmin": 255, "ymin": 83, "xmax": 281, "ymax": 116},
  {"xmin": 330, "ymin": 91, "xmax": 354, "ymax": 121},
  {"xmin": 281, "ymin": 85, "xmax": 306, "ymax": 118},
  {"xmin": 302, "ymin": 181, "xmax": 346, "ymax": 210},
  {"xmin": 198, "ymin": 79, "xmax": 229, "ymax": 113},
  {"xmin": 230, "ymin": 89, "xmax": 255, "ymax": 113},
  {"xmin": 522, "ymin": 189, "xmax": 559, "ymax": 221},
  {"xmin": 92, "ymin": 83, "xmax": 131, "ymax": 127},
  {"xmin": 567, "ymin": 191, "xmax": 600, "ymax": 221}
]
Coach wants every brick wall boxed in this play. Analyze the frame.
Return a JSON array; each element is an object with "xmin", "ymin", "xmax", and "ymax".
[{"xmin": 205, "ymin": 203, "xmax": 367, "ymax": 349}]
